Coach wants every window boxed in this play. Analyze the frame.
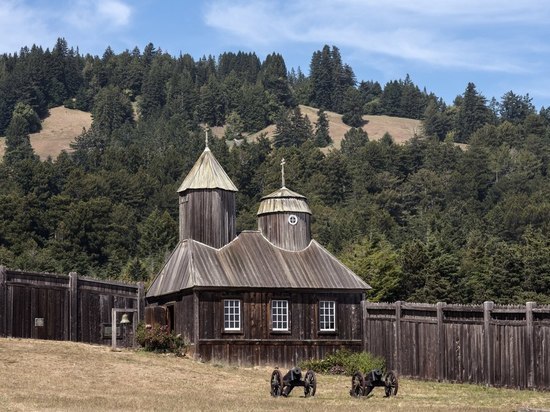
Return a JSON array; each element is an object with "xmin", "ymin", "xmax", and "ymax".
[
  {"xmin": 288, "ymin": 214, "xmax": 298, "ymax": 225},
  {"xmin": 319, "ymin": 301, "xmax": 336, "ymax": 331},
  {"xmin": 271, "ymin": 300, "xmax": 289, "ymax": 331},
  {"xmin": 224, "ymin": 299, "xmax": 241, "ymax": 331}
]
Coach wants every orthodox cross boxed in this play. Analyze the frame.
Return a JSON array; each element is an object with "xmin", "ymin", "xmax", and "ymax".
[
  {"xmin": 205, "ymin": 128, "xmax": 209, "ymax": 148},
  {"xmin": 281, "ymin": 158, "xmax": 286, "ymax": 188}
]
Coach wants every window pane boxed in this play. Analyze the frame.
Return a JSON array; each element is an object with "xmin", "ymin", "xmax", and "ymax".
[
  {"xmin": 319, "ymin": 301, "xmax": 336, "ymax": 331},
  {"xmin": 272, "ymin": 300, "xmax": 289, "ymax": 331},
  {"xmin": 224, "ymin": 299, "xmax": 241, "ymax": 331}
]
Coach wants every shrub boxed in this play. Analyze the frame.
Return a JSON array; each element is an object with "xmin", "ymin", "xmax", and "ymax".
[
  {"xmin": 299, "ymin": 349, "xmax": 385, "ymax": 376},
  {"xmin": 136, "ymin": 323, "xmax": 188, "ymax": 356}
]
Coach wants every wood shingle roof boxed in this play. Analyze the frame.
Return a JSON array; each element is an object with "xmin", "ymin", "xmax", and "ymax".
[
  {"xmin": 177, "ymin": 147, "xmax": 238, "ymax": 193},
  {"xmin": 146, "ymin": 231, "xmax": 370, "ymax": 297}
]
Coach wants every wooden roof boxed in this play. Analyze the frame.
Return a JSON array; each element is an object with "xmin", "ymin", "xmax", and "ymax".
[
  {"xmin": 147, "ymin": 231, "xmax": 370, "ymax": 297},
  {"xmin": 257, "ymin": 187, "xmax": 312, "ymax": 215},
  {"xmin": 177, "ymin": 147, "xmax": 238, "ymax": 193}
]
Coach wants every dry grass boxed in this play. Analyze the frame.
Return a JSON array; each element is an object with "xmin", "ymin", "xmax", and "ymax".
[
  {"xmin": 0, "ymin": 338, "xmax": 548, "ymax": 411},
  {"xmin": 0, "ymin": 106, "xmax": 92, "ymax": 160},
  {"xmin": 243, "ymin": 105, "xmax": 421, "ymax": 149},
  {"xmin": 0, "ymin": 104, "xmax": 418, "ymax": 161}
]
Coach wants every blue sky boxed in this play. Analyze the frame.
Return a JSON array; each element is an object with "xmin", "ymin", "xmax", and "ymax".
[{"xmin": 2, "ymin": 0, "xmax": 550, "ymax": 109}]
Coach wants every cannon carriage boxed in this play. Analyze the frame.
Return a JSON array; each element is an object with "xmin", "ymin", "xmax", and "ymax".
[
  {"xmin": 270, "ymin": 367, "xmax": 317, "ymax": 397},
  {"xmin": 350, "ymin": 369, "xmax": 398, "ymax": 398}
]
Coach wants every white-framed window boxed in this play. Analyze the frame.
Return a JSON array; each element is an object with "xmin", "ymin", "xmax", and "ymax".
[
  {"xmin": 319, "ymin": 300, "xmax": 336, "ymax": 331},
  {"xmin": 288, "ymin": 214, "xmax": 298, "ymax": 225},
  {"xmin": 271, "ymin": 300, "xmax": 289, "ymax": 331},
  {"xmin": 223, "ymin": 299, "xmax": 241, "ymax": 331}
]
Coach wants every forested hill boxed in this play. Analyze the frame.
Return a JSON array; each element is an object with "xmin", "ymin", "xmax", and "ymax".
[{"xmin": 0, "ymin": 39, "xmax": 549, "ymax": 305}]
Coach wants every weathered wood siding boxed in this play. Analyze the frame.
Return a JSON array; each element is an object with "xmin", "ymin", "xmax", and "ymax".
[
  {"xmin": 365, "ymin": 301, "xmax": 550, "ymax": 390},
  {"xmin": 0, "ymin": 267, "xmax": 142, "ymax": 344},
  {"xmin": 191, "ymin": 290, "xmax": 362, "ymax": 367},
  {"xmin": 258, "ymin": 212, "xmax": 311, "ymax": 250},
  {"xmin": 179, "ymin": 189, "xmax": 236, "ymax": 248}
]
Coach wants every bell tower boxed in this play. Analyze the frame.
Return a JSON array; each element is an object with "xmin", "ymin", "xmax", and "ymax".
[{"xmin": 177, "ymin": 131, "xmax": 238, "ymax": 248}]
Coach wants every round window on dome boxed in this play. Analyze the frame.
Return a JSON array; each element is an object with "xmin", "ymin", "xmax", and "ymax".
[{"xmin": 288, "ymin": 214, "xmax": 298, "ymax": 225}]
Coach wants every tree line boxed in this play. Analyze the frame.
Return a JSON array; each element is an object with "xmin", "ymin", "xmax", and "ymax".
[{"xmin": 0, "ymin": 39, "xmax": 548, "ymax": 304}]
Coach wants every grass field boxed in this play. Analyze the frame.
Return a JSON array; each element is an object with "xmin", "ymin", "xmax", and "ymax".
[
  {"xmin": 0, "ymin": 106, "xmax": 91, "ymax": 160},
  {"xmin": 0, "ymin": 338, "xmax": 548, "ymax": 411}
]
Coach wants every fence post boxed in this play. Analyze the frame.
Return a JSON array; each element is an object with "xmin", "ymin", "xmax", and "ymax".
[
  {"xmin": 526, "ymin": 301, "xmax": 536, "ymax": 389},
  {"xmin": 483, "ymin": 301, "xmax": 494, "ymax": 386},
  {"xmin": 0, "ymin": 266, "xmax": 6, "ymax": 337},
  {"xmin": 395, "ymin": 301, "xmax": 402, "ymax": 373},
  {"xmin": 69, "ymin": 272, "xmax": 78, "ymax": 342},
  {"xmin": 361, "ymin": 295, "xmax": 368, "ymax": 352},
  {"xmin": 137, "ymin": 282, "xmax": 145, "ymax": 323},
  {"xmin": 436, "ymin": 302, "xmax": 446, "ymax": 382}
]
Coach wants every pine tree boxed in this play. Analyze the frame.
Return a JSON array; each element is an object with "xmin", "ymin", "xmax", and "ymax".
[
  {"xmin": 455, "ymin": 82, "xmax": 491, "ymax": 143},
  {"xmin": 259, "ymin": 53, "xmax": 294, "ymax": 107},
  {"xmin": 3, "ymin": 113, "xmax": 37, "ymax": 165},
  {"xmin": 91, "ymin": 85, "xmax": 133, "ymax": 136},
  {"xmin": 342, "ymin": 86, "xmax": 364, "ymax": 127},
  {"xmin": 314, "ymin": 108, "xmax": 331, "ymax": 147}
]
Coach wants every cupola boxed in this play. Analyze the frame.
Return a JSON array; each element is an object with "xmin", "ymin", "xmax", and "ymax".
[{"xmin": 257, "ymin": 158, "xmax": 311, "ymax": 250}]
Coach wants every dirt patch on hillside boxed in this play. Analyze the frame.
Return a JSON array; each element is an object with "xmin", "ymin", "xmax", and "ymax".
[
  {"xmin": 244, "ymin": 105, "xmax": 421, "ymax": 149},
  {"xmin": 0, "ymin": 106, "xmax": 92, "ymax": 160}
]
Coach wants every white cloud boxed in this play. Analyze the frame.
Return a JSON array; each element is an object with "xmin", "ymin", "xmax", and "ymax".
[
  {"xmin": 203, "ymin": 0, "xmax": 549, "ymax": 74},
  {"xmin": 0, "ymin": 0, "xmax": 133, "ymax": 54},
  {"xmin": 0, "ymin": 1, "xmax": 54, "ymax": 53},
  {"xmin": 65, "ymin": 0, "xmax": 132, "ymax": 30}
]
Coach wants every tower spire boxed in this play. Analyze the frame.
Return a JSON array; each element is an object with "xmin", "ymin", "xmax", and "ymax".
[
  {"xmin": 205, "ymin": 127, "xmax": 209, "ymax": 148},
  {"xmin": 281, "ymin": 158, "xmax": 286, "ymax": 188}
]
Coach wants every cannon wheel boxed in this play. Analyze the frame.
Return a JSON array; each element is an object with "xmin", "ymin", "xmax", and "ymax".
[
  {"xmin": 384, "ymin": 370, "xmax": 398, "ymax": 397},
  {"xmin": 350, "ymin": 371, "xmax": 364, "ymax": 397},
  {"xmin": 270, "ymin": 369, "xmax": 283, "ymax": 397},
  {"xmin": 304, "ymin": 369, "xmax": 317, "ymax": 397}
]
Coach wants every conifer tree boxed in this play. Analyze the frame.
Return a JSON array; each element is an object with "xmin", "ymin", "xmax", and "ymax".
[
  {"xmin": 342, "ymin": 86, "xmax": 364, "ymax": 127},
  {"xmin": 314, "ymin": 108, "xmax": 331, "ymax": 147},
  {"xmin": 455, "ymin": 82, "xmax": 491, "ymax": 143},
  {"xmin": 3, "ymin": 114, "xmax": 37, "ymax": 165}
]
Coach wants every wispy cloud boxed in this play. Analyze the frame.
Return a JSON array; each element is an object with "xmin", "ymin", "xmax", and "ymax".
[
  {"xmin": 64, "ymin": 0, "xmax": 132, "ymax": 30},
  {"xmin": 203, "ymin": 0, "xmax": 549, "ymax": 74},
  {"xmin": 0, "ymin": 1, "xmax": 52, "ymax": 52},
  {"xmin": 0, "ymin": 0, "xmax": 132, "ymax": 54}
]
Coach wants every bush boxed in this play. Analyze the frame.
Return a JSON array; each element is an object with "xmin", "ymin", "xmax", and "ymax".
[
  {"xmin": 299, "ymin": 349, "xmax": 385, "ymax": 376},
  {"xmin": 136, "ymin": 323, "xmax": 188, "ymax": 355}
]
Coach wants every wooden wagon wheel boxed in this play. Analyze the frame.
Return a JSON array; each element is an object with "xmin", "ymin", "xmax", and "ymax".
[
  {"xmin": 384, "ymin": 370, "xmax": 398, "ymax": 397},
  {"xmin": 303, "ymin": 369, "xmax": 317, "ymax": 397},
  {"xmin": 350, "ymin": 371, "xmax": 364, "ymax": 397},
  {"xmin": 270, "ymin": 369, "xmax": 283, "ymax": 397}
]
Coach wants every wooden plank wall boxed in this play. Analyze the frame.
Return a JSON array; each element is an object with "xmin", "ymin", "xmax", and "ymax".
[
  {"xmin": 0, "ymin": 266, "xmax": 142, "ymax": 344},
  {"xmin": 199, "ymin": 340, "xmax": 363, "ymax": 368},
  {"xmin": 365, "ymin": 301, "xmax": 550, "ymax": 390}
]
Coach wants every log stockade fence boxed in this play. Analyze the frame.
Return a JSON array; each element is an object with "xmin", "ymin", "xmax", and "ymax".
[
  {"xmin": 364, "ymin": 301, "xmax": 550, "ymax": 390},
  {"xmin": 0, "ymin": 266, "xmax": 143, "ymax": 344},
  {"xmin": 1, "ymin": 265, "xmax": 549, "ymax": 391}
]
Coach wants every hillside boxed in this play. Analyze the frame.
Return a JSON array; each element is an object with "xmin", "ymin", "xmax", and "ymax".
[
  {"xmin": 0, "ymin": 106, "xmax": 92, "ymax": 160},
  {"xmin": 215, "ymin": 105, "xmax": 421, "ymax": 149},
  {"xmin": 0, "ymin": 105, "xmax": 419, "ymax": 161}
]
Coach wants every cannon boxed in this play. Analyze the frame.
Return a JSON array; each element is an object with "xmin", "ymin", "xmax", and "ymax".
[
  {"xmin": 270, "ymin": 366, "xmax": 316, "ymax": 397},
  {"xmin": 350, "ymin": 369, "xmax": 398, "ymax": 398}
]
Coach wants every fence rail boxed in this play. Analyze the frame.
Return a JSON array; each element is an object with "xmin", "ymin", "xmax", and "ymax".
[
  {"xmin": 0, "ymin": 266, "xmax": 143, "ymax": 344},
  {"xmin": 364, "ymin": 301, "xmax": 550, "ymax": 390}
]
